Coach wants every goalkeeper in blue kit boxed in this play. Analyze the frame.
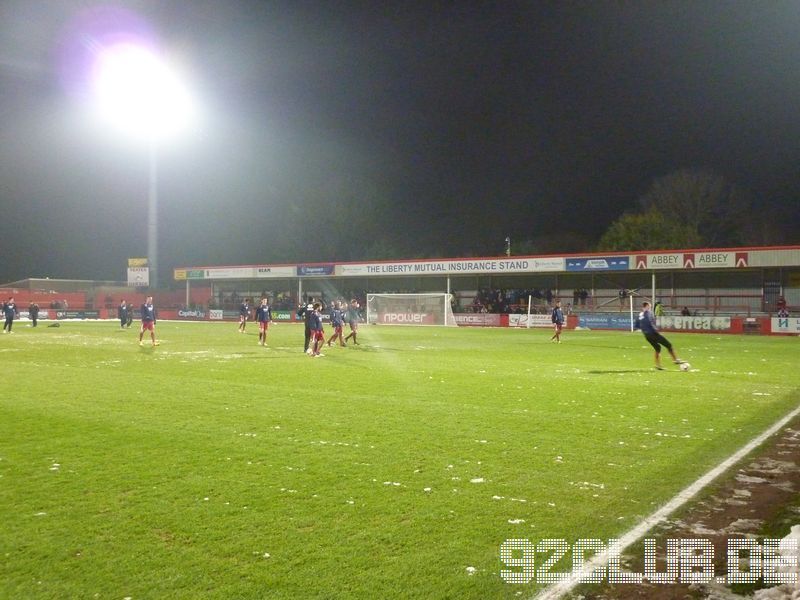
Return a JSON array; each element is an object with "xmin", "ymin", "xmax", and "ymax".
[{"xmin": 634, "ymin": 301, "xmax": 684, "ymax": 370}]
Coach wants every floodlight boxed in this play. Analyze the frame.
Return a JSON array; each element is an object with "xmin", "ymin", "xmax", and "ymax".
[{"xmin": 91, "ymin": 43, "xmax": 195, "ymax": 141}]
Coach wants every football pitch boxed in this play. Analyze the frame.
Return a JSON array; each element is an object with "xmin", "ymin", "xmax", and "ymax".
[{"xmin": 1, "ymin": 321, "xmax": 798, "ymax": 599}]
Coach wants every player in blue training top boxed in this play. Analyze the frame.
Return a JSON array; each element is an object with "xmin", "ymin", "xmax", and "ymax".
[
  {"xmin": 138, "ymin": 296, "xmax": 159, "ymax": 347},
  {"xmin": 2, "ymin": 297, "xmax": 17, "ymax": 333},
  {"xmin": 326, "ymin": 300, "xmax": 346, "ymax": 347},
  {"xmin": 550, "ymin": 300, "xmax": 564, "ymax": 343},
  {"xmin": 343, "ymin": 299, "xmax": 360, "ymax": 345},
  {"xmin": 238, "ymin": 298, "xmax": 251, "ymax": 333},
  {"xmin": 634, "ymin": 301, "xmax": 684, "ymax": 370},
  {"xmin": 255, "ymin": 297, "xmax": 273, "ymax": 347}
]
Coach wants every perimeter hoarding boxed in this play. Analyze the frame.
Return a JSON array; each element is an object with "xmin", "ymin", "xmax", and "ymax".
[
  {"xmin": 453, "ymin": 313, "xmax": 502, "ymax": 327},
  {"xmin": 772, "ymin": 317, "xmax": 800, "ymax": 334},
  {"xmin": 578, "ymin": 313, "xmax": 633, "ymax": 330},
  {"xmin": 656, "ymin": 315, "xmax": 731, "ymax": 331},
  {"xmin": 508, "ymin": 314, "xmax": 553, "ymax": 328}
]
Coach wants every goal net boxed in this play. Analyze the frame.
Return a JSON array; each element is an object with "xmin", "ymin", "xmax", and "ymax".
[{"xmin": 366, "ymin": 293, "xmax": 457, "ymax": 326}]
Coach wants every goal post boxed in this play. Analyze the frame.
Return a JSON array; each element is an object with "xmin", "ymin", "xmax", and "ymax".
[{"xmin": 366, "ymin": 293, "xmax": 458, "ymax": 326}]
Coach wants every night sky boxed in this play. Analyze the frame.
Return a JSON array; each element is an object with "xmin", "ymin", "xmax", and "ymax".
[{"xmin": 1, "ymin": 1, "xmax": 799, "ymax": 285}]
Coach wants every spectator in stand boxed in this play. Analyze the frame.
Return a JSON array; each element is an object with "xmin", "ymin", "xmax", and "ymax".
[
  {"xmin": 29, "ymin": 302, "xmax": 39, "ymax": 327},
  {"xmin": 681, "ymin": 306, "xmax": 691, "ymax": 316},
  {"xmin": 573, "ymin": 289, "xmax": 580, "ymax": 305},
  {"xmin": 654, "ymin": 302, "xmax": 664, "ymax": 317},
  {"xmin": 545, "ymin": 289, "xmax": 553, "ymax": 305},
  {"xmin": 778, "ymin": 306, "xmax": 790, "ymax": 318},
  {"xmin": 618, "ymin": 288, "xmax": 626, "ymax": 309},
  {"xmin": 777, "ymin": 296, "xmax": 788, "ymax": 313},
  {"xmin": 580, "ymin": 288, "xmax": 588, "ymax": 306}
]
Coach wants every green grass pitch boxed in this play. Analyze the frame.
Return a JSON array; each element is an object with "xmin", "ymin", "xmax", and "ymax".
[{"xmin": 1, "ymin": 321, "xmax": 798, "ymax": 598}]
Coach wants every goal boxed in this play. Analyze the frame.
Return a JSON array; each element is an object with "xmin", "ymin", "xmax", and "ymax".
[{"xmin": 366, "ymin": 293, "xmax": 457, "ymax": 326}]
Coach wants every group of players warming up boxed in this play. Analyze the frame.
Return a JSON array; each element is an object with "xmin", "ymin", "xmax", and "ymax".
[
  {"xmin": 296, "ymin": 299, "xmax": 361, "ymax": 357},
  {"xmin": 20, "ymin": 291, "xmax": 683, "ymax": 370},
  {"xmin": 234, "ymin": 296, "xmax": 361, "ymax": 357}
]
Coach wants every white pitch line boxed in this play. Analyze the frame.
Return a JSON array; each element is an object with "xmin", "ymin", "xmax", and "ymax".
[{"xmin": 531, "ymin": 401, "xmax": 800, "ymax": 600}]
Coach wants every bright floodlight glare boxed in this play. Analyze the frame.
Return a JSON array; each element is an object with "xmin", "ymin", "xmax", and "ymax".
[{"xmin": 92, "ymin": 43, "xmax": 195, "ymax": 141}]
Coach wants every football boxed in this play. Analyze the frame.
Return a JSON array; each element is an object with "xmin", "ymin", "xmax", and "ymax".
[{"xmin": 680, "ymin": 362, "xmax": 691, "ymax": 371}]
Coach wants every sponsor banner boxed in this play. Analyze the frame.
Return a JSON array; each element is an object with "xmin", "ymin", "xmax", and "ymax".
[
  {"xmin": 298, "ymin": 264, "xmax": 334, "ymax": 276},
  {"xmin": 56, "ymin": 310, "xmax": 101, "ymax": 319},
  {"xmin": 377, "ymin": 312, "xmax": 436, "ymax": 325},
  {"xmin": 508, "ymin": 314, "xmax": 553, "ymax": 328},
  {"xmin": 272, "ymin": 310, "xmax": 295, "ymax": 322},
  {"xmin": 204, "ymin": 267, "xmax": 257, "ymax": 279},
  {"xmin": 682, "ymin": 252, "xmax": 748, "ymax": 269},
  {"xmin": 337, "ymin": 257, "xmax": 564, "ymax": 277},
  {"xmin": 209, "ymin": 309, "xmax": 223, "ymax": 320},
  {"xmin": 128, "ymin": 257, "xmax": 148, "ymax": 267},
  {"xmin": 254, "ymin": 265, "xmax": 296, "ymax": 278},
  {"xmin": 528, "ymin": 257, "xmax": 565, "ymax": 272},
  {"xmin": 772, "ymin": 317, "xmax": 800, "ymax": 334},
  {"xmin": 454, "ymin": 313, "xmax": 502, "ymax": 327},
  {"xmin": 578, "ymin": 313, "xmax": 633, "ymax": 330},
  {"xmin": 175, "ymin": 268, "xmax": 206, "ymax": 280},
  {"xmin": 127, "ymin": 267, "xmax": 149, "ymax": 287},
  {"xmin": 179, "ymin": 265, "xmax": 301, "ymax": 279},
  {"xmin": 566, "ymin": 256, "xmax": 629, "ymax": 271},
  {"xmin": 657, "ymin": 315, "xmax": 731, "ymax": 331},
  {"xmin": 634, "ymin": 253, "xmax": 682, "ymax": 270},
  {"xmin": 177, "ymin": 309, "xmax": 206, "ymax": 319}
]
